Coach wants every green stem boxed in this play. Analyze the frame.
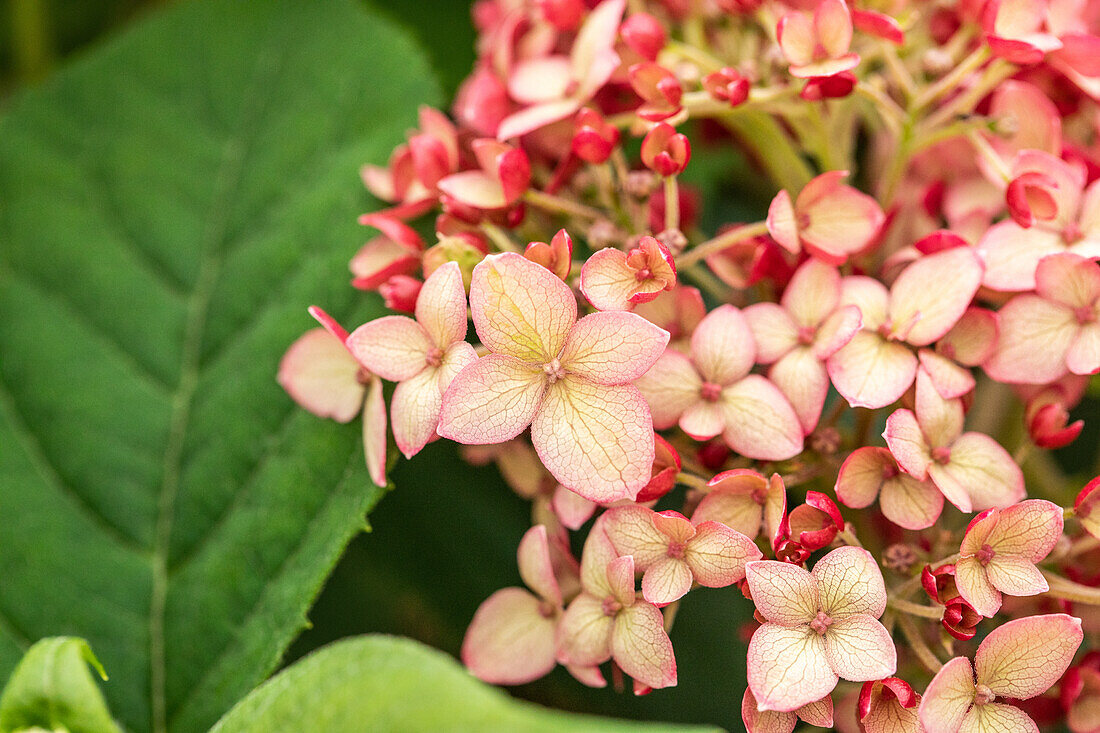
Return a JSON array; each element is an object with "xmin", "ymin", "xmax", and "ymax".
[
  {"xmin": 676, "ymin": 472, "xmax": 710, "ymax": 491},
  {"xmin": 721, "ymin": 111, "xmax": 814, "ymax": 193},
  {"xmin": 888, "ymin": 597, "xmax": 944, "ymax": 620},
  {"xmin": 1043, "ymin": 570, "xmax": 1100, "ymax": 605},
  {"xmin": 523, "ymin": 189, "xmax": 604, "ymax": 221},
  {"xmin": 911, "ymin": 45, "xmax": 990, "ymax": 113},
  {"xmin": 663, "ymin": 175, "xmax": 680, "ymax": 233},
  {"xmin": 676, "ymin": 220, "xmax": 769, "ymax": 269},
  {"xmin": 897, "ymin": 613, "xmax": 944, "ymax": 674}
]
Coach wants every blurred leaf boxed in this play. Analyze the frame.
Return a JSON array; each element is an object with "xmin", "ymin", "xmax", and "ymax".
[
  {"xmin": 0, "ymin": 0, "xmax": 438, "ymax": 731},
  {"xmin": 291, "ymin": 442, "xmax": 754, "ymax": 731},
  {"xmin": 213, "ymin": 635, "xmax": 724, "ymax": 733},
  {"xmin": 0, "ymin": 637, "xmax": 121, "ymax": 733}
]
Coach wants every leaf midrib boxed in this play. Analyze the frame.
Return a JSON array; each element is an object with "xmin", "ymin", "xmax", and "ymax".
[{"xmin": 147, "ymin": 44, "xmax": 284, "ymax": 733}]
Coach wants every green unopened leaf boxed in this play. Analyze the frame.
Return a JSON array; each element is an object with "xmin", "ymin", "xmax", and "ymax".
[
  {"xmin": 212, "ymin": 635, "xmax": 724, "ymax": 733},
  {"xmin": 0, "ymin": 1, "xmax": 438, "ymax": 732},
  {"xmin": 0, "ymin": 638, "xmax": 121, "ymax": 733}
]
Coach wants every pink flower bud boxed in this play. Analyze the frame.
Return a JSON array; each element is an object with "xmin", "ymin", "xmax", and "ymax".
[
  {"xmin": 702, "ymin": 67, "xmax": 750, "ymax": 106},
  {"xmin": 379, "ymin": 275, "xmax": 422, "ymax": 313},
  {"xmin": 629, "ymin": 63, "xmax": 683, "ymax": 122},
  {"xmin": 1006, "ymin": 170, "xmax": 1061, "ymax": 228},
  {"xmin": 636, "ymin": 433, "xmax": 681, "ymax": 503},
  {"xmin": 641, "ymin": 123, "xmax": 690, "ymax": 176},
  {"xmin": 1076, "ymin": 476, "xmax": 1100, "ymax": 541},
  {"xmin": 524, "ymin": 228, "xmax": 574, "ymax": 280},
  {"xmin": 1026, "ymin": 389, "xmax": 1084, "ymax": 449},
  {"xmin": 621, "ymin": 13, "xmax": 666, "ymax": 61},
  {"xmin": 799, "ymin": 71, "xmax": 856, "ymax": 101},
  {"xmin": 537, "ymin": 0, "xmax": 585, "ymax": 31},
  {"xmin": 453, "ymin": 67, "xmax": 511, "ymax": 138},
  {"xmin": 572, "ymin": 108, "xmax": 620, "ymax": 164},
  {"xmin": 786, "ymin": 491, "xmax": 844, "ymax": 551}
]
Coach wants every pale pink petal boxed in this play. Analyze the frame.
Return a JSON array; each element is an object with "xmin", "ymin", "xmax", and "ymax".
[
  {"xmin": 778, "ymin": 11, "xmax": 816, "ymax": 66},
  {"xmin": 954, "ymin": 556, "xmax": 1001, "ymax": 617},
  {"xmin": 363, "ymin": 376, "xmax": 387, "ymax": 487},
  {"xmin": 565, "ymin": 663, "xmax": 607, "ymax": 688},
  {"xmin": 508, "ymin": 56, "xmax": 572, "ymax": 104},
  {"xmin": 679, "ymin": 400, "xmax": 726, "ymax": 440},
  {"xmin": 416, "ymin": 261, "xmax": 468, "ymax": 349},
  {"xmin": 745, "ymin": 560, "xmax": 818, "ymax": 626},
  {"xmin": 1034, "ymin": 253, "xmax": 1100, "ymax": 309},
  {"xmin": 277, "ymin": 329, "xmax": 365, "ymax": 423},
  {"xmin": 612, "ymin": 601, "xmax": 677, "ymax": 689},
  {"xmin": 769, "ymin": 348, "xmax": 828, "ymax": 434},
  {"xmin": 390, "ymin": 366, "xmax": 443, "ymax": 458},
  {"xmin": 747, "ymin": 623, "xmax": 838, "ymax": 712},
  {"xmin": 720, "ymin": 375, "xmax": 804, "ymax": 460},
  {"xmin": 634, "ymin": 349, "xmax": 701, "ymax": 428},
  {"xmin": 346, "ymin": 316, "xmax": 431, "ymax": 381},
  {"xmin": 839, "ymin": 276, "xmax": 890, "ymax": 330},
  {"xmin": 961, "ymin": 509, "xmax": 998, "ymax": 557},
  {"xmin": 580, "ymin": 248, "xmax": 641, "ymax": 312},
  {"xmin": 784, "ymin": 259, "xmax": 842, "ymax": 324},
  {"xmin": 816, "ymin": 0, "xmax": 853, "ymax": 57},
  {"xmin": 437, "ymin": 341, "xmax": 478, "ymax": 392},
  {"xmin": 828, "ymin": 332, "xmax": 917, "ymax": 409},
  {"xmin": 986, "ymin": 499, "xmax": 1063, "ymax": 561},
  {"xmin": 766, "ymin": 189, "xmax": 801, "ymax": 254},
  {"xmin": 1068, "ymin": 321, "xmax": 1100, "ymax": 375},
  {"xmin": 918, "ymin": 349, "xmax": 975, "ymax": 400},
  {"xmin": 975, "ymin": 614, "xmax": 1083, "ymax": 698},
  {"xmin": 437, "ymin": 170, "xmax": 508, "ymax": 209},
  {"xmin": 685, "ymin": 521, "xmax": 761, "ymax": 587},
  {"xmin": 551, "ymin": 486, "xmax": 596, "ymax": 531},
  {"xmin": 880, "ymin": 473, "xmax": 944, "ymax": 530},
  {"xmin": 983, "ymin": 294, "xmax": 1076, "ymax": 384},
  {"xmin": 556, "ymin": 593, "xmax": 614, "ymax": 667},
  {"xmin": 579, "ymin": 523, "xmax": 620, "ymax": 597},
  {"xmin": 743, "ymin": 303, "xmax": 798, "ymax": 364},
  {"xmin": 570, "ymin": 0, "xmax": 626, "ymax": 83},
  {"xmin": 801, "ymin": 184, "xmax": 884, "ymax": 264},
  {"xmin": 496, "ymin": 99, "xmax": 583, "ymax": 141},
  {"xmin": 939, "ymin": 308, "xmax": 999, "ymax": 367},
  {"xmin": 883, "ymin": 409, "xmax": 932, "ymax": 480},
  {"xmin": 933, "ymin": 432, "xmax": 1024, "ymax": 511},
  {"xmin": 889, "ymin": 247, "xmax": 984, "ymax": 346},
  {"xmin": 692, "ymin": 305, "xmax": 756, "ymax": 384},
  {"xmin": 462, "ymin": 587, "xmax": 558, "ymax": 684},
  {"xmin": 812, "ymin": 305, "xmax": 861, "ymax": 359},
  {"xmin": 518, "ymin": 525, "xmax": 563, "ymax": 606},
  {"xmin": 692, "ymin": 482, "xmax": 764, "ymax": 539},
  {"xmin": 437, "ymin": 354, "xmax": 546, "ymax": 444},
  {"xmin": 918, "ymin": 656, "xmax": 975, "ymax": 733},
  {"xmin": 797, "ymin": 696, "xmax": 834, "ymax": 728},
  {"xmin": 348, "ymin": 237, "xmax": 419, "ymax": 289},
  {"xmin": 834, "ymin": 447, "xmax": 896, "ymax": 510},
  {"xmin": 913, "ymin": 368, "xmax": 965, "ymax": 447},
  {"xmin": 603, "ymin": 506, "xmax": 671, "ymax": 569},
  {"xmin": 824, "ymin": 614, "xmax": 896, "ymax": 682},
  {"xmin": 813, "ymin": 546, "xmax": 887, "ymax": 619},
  {"xmin": 606, "ymin": 555, "xmax": 637, "ymax": 607},
  {"xmin": 742, "ymin": 687, "xmax": 798, "ymax": 733},
  {"xmin": 959, "ymin": 704, "xmax": 1038, "ymax": 733},
  {"xmin": 977, "ymin": 222, "xmax": 1064, "ymax": 292},
  {"xmin": 652, "ymin": 511, "xmax": 694, "ymax": 543},
  {"xmin": 985, "ymin": 555, "xmax": 1047, "ymax": 598},
  {"xmin": 641, "ymin": 557, "xmax": 694, "ymax": 605},
  {"xmin": 531, "ymin": 378, "xmax": 654, "ymax": 503},
  {"xmin": 469, "ymin": 253, "xmax": 577, "ymax": 363},
  {"xmin": 560, "ymin": 311, "xmax": 670, "ymax": 384}
]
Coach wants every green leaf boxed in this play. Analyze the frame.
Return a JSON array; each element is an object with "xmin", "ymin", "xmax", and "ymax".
[
  {"xmin": 212, "ymin": 635, "xmax": 723, "ymax": 733},
  {"xmin": 0, "ymin": 637, "xmax": 121, "ymax": 733},
  {"xmin": 0, "ymin": 1, "xmax": 438, "ymax": 731}
]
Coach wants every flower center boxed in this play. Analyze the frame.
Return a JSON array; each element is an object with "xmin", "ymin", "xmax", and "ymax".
[
  {"xmin": 601, "ymin": 596, "xmax": 622, "ymax": 617},
  {"xmin": 537, "ymin": 600, "xmax": 557, "ymax": 619},
  {"xmin": 976, "ymin": 543, "xmax": 996, "ymax": 566},
  {"xmin": 543, "ymin": 358, "xmax": 568, "ymax": 384},
  {"xmin": 931, "ymin": 446, "xmax": 952, "ymax": 464},
  {"xmin": 810, "ymin": 610, "xmax": 833, "ymax": 635},
  {"xmin": 667, "ymin": 541, "xmax": 686, "ymax": 560},
  {"xmin": 797, "ymin": 325, "xmax": 816, "ymax": 345},
  {"xmin": 356, "ymin": 367, "xmax": 373, "ymax": 385},
  {"xmin": 1063, "ymin": 221, "xmax": 1083, "ymax": 244},
  {"xmin": 974, "ymin": 683, "xmax": 996, "ymax": 705},
  {"xmin": 635, "ymin": 267, "xmax": 653, "ymax": 281},
  {"xmin": 425, "ymin": 346, "xmax": 444, "ymax": 368},
  {"xmin": 1075, "ymin": 305, "xmax": 1096, "ymax": 325},
  {"xmin": 700, "ymin": 381, "xmax": 723, "ymax": 402}
]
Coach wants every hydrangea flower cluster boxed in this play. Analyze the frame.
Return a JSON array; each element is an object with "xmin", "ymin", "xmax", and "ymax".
[{"xmin": 279, "ymin": 0, "xmax": 1100, "ymax": 728}]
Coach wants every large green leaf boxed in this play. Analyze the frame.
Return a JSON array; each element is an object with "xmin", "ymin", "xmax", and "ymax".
[
  {"xmin": 212, "ymin": 635, "xmax": 724, "ymax": 733},
  {"xmin": 0, "ymin": 1, "xmax": 438, "ymax": 731}
]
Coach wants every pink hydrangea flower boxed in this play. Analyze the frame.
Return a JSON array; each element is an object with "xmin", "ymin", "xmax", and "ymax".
[
  {"xmin": 743, "ymin": 258, "xmax": 862, "ymax": 433},
  {"xmin": 745, "ymin": 546, "xmax": 896, "ymax": 712},
  {"xmin": 766, "ymin": 170, "xmax": 885, "ymax": 264},
  {"xmin": 884, "ymin": 369, "xmax": 1024, "ymax": 514},
  {"xmin": 1063, "ymin": 654, "xmax": 1100, "ymax": 733},
  {"xmin": 437, "ymin": 252, "xmax": 669, "ymax": 503},
  {"xmin": 835, "ymin": 446, "xmax": 943, "ymax": 530},
  {"xmin": 691, "ymin": 469, "xmax": 786, "ymax": 543},
  {"xmin": 984, "ymin": 253, "xmax": 1100, "ymax": 384},
  {"xmin": 741, "ymin": 687, "xmax": 833, "ymax": 733},
  {"xmin": 636, "ymin": 304, "xmax": 804, "ymax": 461},
  {"xmin": 953, "ymin": 499, "xmax": 1064, "ymax": 617},
  {"xmin": 858, "ymin": 677, "xmax": 921, "ymax": 733},
  {"xmin": 827, "ymin": 246, "xmax": 984, "ymax": 408},
  {"xmin": 555, "ymin": 524, "xmax": 676, "ymax": 690},
  {"xmin": 277, "ymin": 308, "xmax": 387, "ymax": 487},
  {"xmin": 462, "ymin": 524, "xmax": 578, "ymax": 684},
  {"xmin": 602, "ymin": 505, "xmax": 761, "ymax": 606},
  {"xmin": 437, "ymin": 139, "xmax": 531, "ymax": 213},
  {"xmin": 580, "ymin": 235, "xmax": 677, "ymax": 312},
  {"xmin": 918, "ymin": 614, "xmax": 1083, "ymax": 733},
  {"xmin": 776, "ymin": 0, "xmax": 860, "ymax": 78},
  {"xmin": 345, "ymin": 262, "xmax": 477, "ymax": 458},
  {"xmin": 349, "ymin": 214, "xmax": 424, "ymax": 291}
]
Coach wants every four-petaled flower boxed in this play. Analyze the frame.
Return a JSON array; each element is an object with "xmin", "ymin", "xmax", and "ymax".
[
  {"xmin": 438, "ymin": 252, "xmax": 669, "ymax": 503},
  {"xmin": 745, "ymin": 546, "xmax": 896, "ymax": 712}
]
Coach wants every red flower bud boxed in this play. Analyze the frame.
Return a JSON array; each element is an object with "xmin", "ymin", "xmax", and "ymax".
[
  {"xmin": 703, "ymin": 67, "xmax": 750, "ymax": 107},
  {"xmin": 641, "ymin": 123, "xmax": 690, "ymax": 176},
  {"xmin": 621, "ymin": 12, "xmax": 666, "ymax": 61},
  {"xmin": 572, "ymin": 108, "xmax": 620, "ymax": 164},
  {"xmin": 379, "ymin": 274, "xmax": 422, "ymax": 313}
]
